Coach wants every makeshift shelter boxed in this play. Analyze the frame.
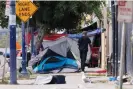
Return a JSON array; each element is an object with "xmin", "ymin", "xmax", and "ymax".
[
  {"xmin": 81, "ymin": 22, "xmax": 98, "ymax": 31},
  {"xmin": 29, "ymin": 37, "xmax": 79, "ymax": 73},
  {"xmin": 44, "ymin": 34, "xmax": 67, "ymax": 41},
  {"xmin": 26, "ymin": 29, "xmax": 101, "ymax": 49},
  {"xmin": 29, "ymin": 37, "xmax": 91, "ymax": 73},
  {"xmin": 68, "ymin": 29, "xmax": 101, "ymax": 45}
]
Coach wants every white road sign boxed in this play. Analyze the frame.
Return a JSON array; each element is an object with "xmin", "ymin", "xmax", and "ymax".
[{"xmin": 118, "ymin": 1, "xmax": 133, "ymax": 23}]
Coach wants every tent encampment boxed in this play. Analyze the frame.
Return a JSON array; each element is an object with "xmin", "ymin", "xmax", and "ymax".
[{"xmin": 29, "ymin": 37, "xmax": 91, "ymax": 73}]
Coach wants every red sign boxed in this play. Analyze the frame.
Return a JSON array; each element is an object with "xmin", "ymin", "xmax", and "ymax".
[{"xmin": 118, "ymin": 1, "xmax": 127, "ymax": 6}]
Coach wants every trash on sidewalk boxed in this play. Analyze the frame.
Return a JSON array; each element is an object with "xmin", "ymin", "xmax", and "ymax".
[
  {"xmin": 34, "ymin": 75, "xmax": 66, "ymax": 85},
  {"xmin": 117, "ymin": 75, "xmax": 128, "ymax": 83},
  {"xmin": 34, "ymin": 75, "xmax": 53, "ymax": 85},
  {"xmin": 130, "ymin": 79, "xmax": 133, "ymax": 85},
  {"xmin": 109, "ymin": 77, "xmax": 117, "ymax": 81},
  {"xmin": 81, "ymin": 72, "xmax": 91, "ymax": 83},
  {"xmin": 78, "ymin": 84, "xmax": 87, "ymax": 89}
]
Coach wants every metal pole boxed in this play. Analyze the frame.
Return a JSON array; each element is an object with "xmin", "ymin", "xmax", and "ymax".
[
  {"xmin": 31, "ymin": 28, "xmax": 34, "ymax": 55},
  {"xmin": 111, "ymin": 1, "xmax": 116, "ymax": 77},
  {"xmin": 9, "ymin": 0, "xmax": 17, "ymax": 84},
  {"xmin": 25, "ymin": 20, "xmax": 29, "ymax": 67},
  {"xmin": 30, "ymin": 0, "xmax": 34, "ymax": 55},
  {"xmin": 21, "ymin": 22, "xmax": 28, "ymax": 75},
  {"xmin": 119, "ymin": 22, "xmax": 126, "ymax": 89},
  {"xmin": 115, "ymin": 3, "xmax": 118, "ymax": 77}
]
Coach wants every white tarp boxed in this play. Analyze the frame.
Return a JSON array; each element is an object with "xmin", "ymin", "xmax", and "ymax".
[
  {"xmin": 42, "ymin": 37, "xmax": 81, "ymax": 62},
  {"xmin": 34, "ymin": 75, "xmax": 53, "ymax": 85}
]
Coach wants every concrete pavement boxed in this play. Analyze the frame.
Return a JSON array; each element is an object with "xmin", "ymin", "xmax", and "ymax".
[
  {"xmin": 9, "ymin": 73, "xmax": 133, "ymax": 89},
  {"xmin": 0, "ymin": 83, "xmax": 115, "ymax": 89},
  {"xmin": 4, "ymin": 73, "xmax": 115, "ymax": 89}
]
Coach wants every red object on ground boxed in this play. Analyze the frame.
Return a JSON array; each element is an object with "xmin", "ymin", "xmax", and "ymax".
[
  {"xmin": 96, "ymin": 70, "xmax": 107, "ymax": 73},
  {"xmin": 87, "ymin": 69, "xmax": 107, "ymax": 73},
  {"xmin": 91, "ymin": 47, "xmax": 99, "ymax": 59},
  {"xmin": 91, "ymin": 47, "xmax": 99, "ymax": 54},
  {"xmin": 89, "ymin": 47, "xmax": 100, "ymax": 67}
]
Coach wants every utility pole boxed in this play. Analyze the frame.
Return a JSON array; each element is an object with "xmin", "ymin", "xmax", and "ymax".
[
  {"xmin": 9, "ymin": 0, "xmax": 17, "ymax": 84},
  {"xmin": 114, "ymin": 3, "xmax": 118, "ymax": 77},
  {"xmin": 111, "ymin": 1, "xmax": 116, "ymax": 77},
  {"xmin": 21, "ymin": 22, "xmax": 28, "ymax": 76}
]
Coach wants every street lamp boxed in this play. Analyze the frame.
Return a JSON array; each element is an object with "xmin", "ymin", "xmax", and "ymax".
[{"xmin": 9, "ymin": 0, "xmax": 17, "ymax": 84}]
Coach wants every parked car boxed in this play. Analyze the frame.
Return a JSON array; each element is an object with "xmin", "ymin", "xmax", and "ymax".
[
  {"xmin": 3, "ymin": 50, "xmax": 10, "ymax": 58},
  {"xmin": 3, "ymin": 49, "xmax": 21, "ymax": 58}
]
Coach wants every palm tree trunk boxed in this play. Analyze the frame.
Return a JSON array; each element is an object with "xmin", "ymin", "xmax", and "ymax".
[{"xmin": 35, "ymin": 26, "xmax": 45, "ymax": 55}]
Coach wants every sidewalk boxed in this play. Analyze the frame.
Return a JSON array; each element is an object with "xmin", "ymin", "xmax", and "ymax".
[
  {"xmin": 0, "ymin": 83, "xmax": 115, "ymax": 89},
  {"xmin": 17, "ymin": 73, "xmax": 108, "ymax": 85},
  {"xmin": 2, "ymin": 73, "xmax": 115, "ymax": 89},
  {"xmin": 0, "ymin": 64, "xmax": 132, "ymax": 89},
  {"xmin": 0, "ymin": 71, "xmax": 133, "ymax": 89},
  {"xmin": 15, "ymin": 73, "xmax": 133, "ymax": 89}
]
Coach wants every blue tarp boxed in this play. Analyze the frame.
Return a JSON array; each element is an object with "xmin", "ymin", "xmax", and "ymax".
[
  {"xmin": 68, "ymin": 29, "xmax": 101, "ymax": 38},
  {"xmin": 33, "ymin": 56, "xmax": 78, "ymax": 73}
]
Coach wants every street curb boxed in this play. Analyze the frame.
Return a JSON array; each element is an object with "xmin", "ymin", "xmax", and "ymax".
[
  {"xmin": 3, "ymin": 71, "xmax": 107, "ymax": 83},
  {"xmin": 0, "ymin": 79, "xmax": 9, "ymax": 84},
  {"xmin": 115, "ymin": 85, "xmax": 133, "ymax": 89},
  {"xmin": 87, "ymin": 73, "xmax": 106, "ymax": 76}
]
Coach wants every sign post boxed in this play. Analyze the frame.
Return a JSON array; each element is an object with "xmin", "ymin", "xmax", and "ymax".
[
  {"xmin": 21, "ymin": 21, "xmax": 27, "ymax": 75},
  {"xmin": 119, "ymin": 21, "xmax": 126, "ymax": 89},
  {"xmin": 16, "ymin": 0, "xmax": 38, "ymax": 76},
  {"xmin": 118, "ymin": 1, "xmax": 133, "ymax": 89}
]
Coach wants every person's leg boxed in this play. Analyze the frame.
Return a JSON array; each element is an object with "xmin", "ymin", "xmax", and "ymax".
[
  {"xmin": 80, "ymin": 51, "xmax": 84, "ymax": 72},
  {"xmin": 80, "ymin": 51, "xmax": 82, "ymax": 60},
  {"xmin": 82, "ymin": 51, "xmax": 87, "ymax": 72}
]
